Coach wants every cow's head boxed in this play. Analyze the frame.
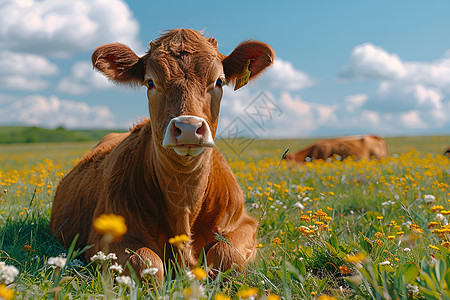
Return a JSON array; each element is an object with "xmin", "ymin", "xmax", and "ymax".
[{"xmin": 92, "ymin": 29, "xmax": 274, "ymax": 158}]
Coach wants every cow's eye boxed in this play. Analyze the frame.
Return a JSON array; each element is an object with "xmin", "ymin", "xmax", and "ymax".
[
  {"xmin": 146, "ymin": 80, "xmax": 155, "ymax": 89},
  {"xmin": 215, "ymin": 78, "xmax": 223, "ymax": 87}
]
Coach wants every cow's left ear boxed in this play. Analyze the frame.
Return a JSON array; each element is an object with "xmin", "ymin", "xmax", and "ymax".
[{"xmin": 223, "ymin": 41, "xmax": 275, "ymax": 82}]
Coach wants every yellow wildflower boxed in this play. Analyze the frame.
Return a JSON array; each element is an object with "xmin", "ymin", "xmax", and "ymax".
[
  {"xmin": 272, "ymin": 237, "xmax": 281, "ymax": 245},
  {"xmin": 215, "ymin": 294, "xmax": 231, "ymax": 300},
  {"xmin": 192, "ymin": 267, "xmax": 207, "ymax": 280},
  {"xmin": 427, "ymin": 222, "xmax": 439, "ymax": 229},
  {"xmin": 318, "ymin": 295, "xmax": 337, "ymax": 300},
  {"xmin": 377, "ymin": 216, "xmax": 383, "ymax": 220},
  {"xmin": 346, "ymin": 253, "xmax": 365, "ymax": 264},
  {"xmin": 441, "ymin": 241, "xmax": 450, "ymax": 249},
  {"xmin": 387, "ymin": 235, "xmax": 395, "ymax": 240},
  {"xmin": 429, "ymin": 244, "xmax": 439, "ymax": 250},
  {"xmin": 268, "ymin": 294, "xmax": 281, "ymax": 300},
  {"xmin": 237, "ymin": 287, "xmax": 258, "ymax": 299},
  {"xmin": 93, "ymin": 214, "xmax": 127, "ymax": 241},
  {"xmin": 255, "ymin": 243, "xmax": 263, "ymax": 248},
  {"xmin": 339, "ymin": 265, "xmax": 351, "ymax": 274},
  {"xmin": 0, "ymin": 284, "xmax": 14, "ymax": 300},
  {"xmin": 169, "ymin": 234, "xmax": 189, "ymax": 250}
]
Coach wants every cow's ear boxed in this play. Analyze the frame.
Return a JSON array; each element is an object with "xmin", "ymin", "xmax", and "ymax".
[
  {"xmin": 92, "ymin": 43, "xmax": 145, "ymax": 85},
  {"xmin": 223, "ymin": 41, "xmax": 275, "ymax": 83}
]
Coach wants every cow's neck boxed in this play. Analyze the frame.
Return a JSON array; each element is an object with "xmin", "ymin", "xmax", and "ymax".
[{"xmin": 151, "ymin": 145, "xmax": 213, "ymax": 222}]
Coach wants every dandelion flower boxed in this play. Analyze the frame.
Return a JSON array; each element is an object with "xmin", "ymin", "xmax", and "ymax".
[
  {"xmin": 267, "ymin": 294, "xmax": 281, "ymax": 300},
  {"xmin": 93, "ymin": 214, "xmax": 127, "ymax": 241},
  {"xmin": 169, "ymin": 234, "xmax": 189, "ymax": 250},
  {"xmin": 0, "ymin": 263, "xmax": 19, "ymax": 285},
  {"xmin": 47, "ymin": 256, "xmax": 66, "ymax": 269},
  {"xmin": 0, "ymin": 284, "xmax": 14, "ymax": 300},
  {"xmin": 215, "ymin": 294, "xmax": 231, "ymax": 300},
  {"xmin": 424, "ymin": 194, "xmax": 435, "ymax": 204},
  {"xmin": 192, "ymin": 267, "xmax": 207, "ymax": 280},
  {"xmin": 237, "ymin": 288, "xmax": 258, "ymax": 299},
  {"xmin": 345, "ymin": 253, "xmax": 365, "ymax": 264}
]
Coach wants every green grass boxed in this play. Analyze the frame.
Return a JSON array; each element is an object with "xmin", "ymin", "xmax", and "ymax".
[
  {"xmin": 0, "ymin": 126, "xmax": 124, "ymax": 144},
  {"xmin": 0, "ymin": 136, "xmax": 449, "ymax": 299}
]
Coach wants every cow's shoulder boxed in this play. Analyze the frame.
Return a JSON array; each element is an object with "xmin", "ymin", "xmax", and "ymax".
[{"xmin": 79, "ymin": 119, "xmax": 151, "ymax": 167}]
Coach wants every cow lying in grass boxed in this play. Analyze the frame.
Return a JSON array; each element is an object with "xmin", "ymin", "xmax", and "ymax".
[
  {"xmin": 49, "ymin": 29, "xmax": 274, "ymax": 280},
  {"xmin": 285, "ymin": 135, "xmax": 389, "ymax": 163}
]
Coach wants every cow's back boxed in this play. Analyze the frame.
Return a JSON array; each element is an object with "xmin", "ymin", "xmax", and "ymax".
[{"xmin": 49, "ymin": 131, "xmax": 131, "ymax": 248}]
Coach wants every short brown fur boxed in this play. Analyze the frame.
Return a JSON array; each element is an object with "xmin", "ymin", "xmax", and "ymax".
[
  {"xmin": 49, "ymin": 29, "xmax": 274, "ymax": 281},
  {"xmin": 285, "ymin": 135, "xmax": 389, "ymax": 163}
]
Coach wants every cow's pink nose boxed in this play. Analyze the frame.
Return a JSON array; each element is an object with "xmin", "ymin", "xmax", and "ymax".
[
  {"xmin": 172, "ymin": 121, "xmax": 205, "ymax": 144},
  {"xmin": 162, "ymin": 116, "xmax": 214, "ymax": 149}
]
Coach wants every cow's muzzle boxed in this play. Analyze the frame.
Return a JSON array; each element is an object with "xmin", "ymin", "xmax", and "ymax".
[{"xmin": 162, "ymin": 116, "xmax": 214, "ymax": 156}]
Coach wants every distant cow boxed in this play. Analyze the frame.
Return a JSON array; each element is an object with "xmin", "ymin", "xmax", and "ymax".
[
  {"xmin": 445, "ymin": 147, "xmax": 450, "ymax": 158},
  {"xmin": 50, "ymin": 29, "xmax": 274, "ymax": 280},
  {"xmin": 285, "ymin": 135, "xmax": 389, "ymax": 163}
]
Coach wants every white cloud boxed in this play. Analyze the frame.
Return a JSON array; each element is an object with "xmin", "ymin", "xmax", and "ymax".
[
  {"xmin": 344, "ymin": 94, "xmax": 368, "ymax": 112},
  {"xmin": 339, "ymin": 43, "xmax": 407, "ymax": 81},
  {"xmin": 250, "ymin": 58, "xmax": 315, "ymax": 91},
  {"xmin": 0, "ymin": 51, "xmax": 58, "ymax": 91},
  {"xmin": 0, "ymin": 95, "xmax": 116, "ymax": 129},
  {"xmin": 0, "ymin": 0, "xmax": 141, "ymax": 58},
  {"xmin": 338, "ymin": 43, "xmax": 450, "ymax": 132},
  {"xmin": 57, "ymin": 61, "xmax": 113, "ymax": 95}
]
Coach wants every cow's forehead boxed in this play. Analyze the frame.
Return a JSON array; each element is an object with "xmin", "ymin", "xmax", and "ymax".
[{"xmin": 144, "ymin": 29, "xmax": 222, "ymax": 85}]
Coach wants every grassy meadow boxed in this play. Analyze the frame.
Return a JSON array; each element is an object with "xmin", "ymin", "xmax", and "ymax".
[{"xmin": 0, "ymin": 135, "xmax": 449, "ymax": 299}]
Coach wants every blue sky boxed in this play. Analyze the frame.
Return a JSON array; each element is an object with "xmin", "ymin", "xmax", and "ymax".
[{"xmin": 0, "ymin": 0, "xmax": 449, "ymax": 138}]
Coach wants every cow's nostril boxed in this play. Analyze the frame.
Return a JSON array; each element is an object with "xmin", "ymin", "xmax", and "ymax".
[
  {"xmin": 173, "ymin": 123, "xmax": 182, "ymax": 136},
  {"xmin": 195, "ymin": 122, "xmax": 206, "ymax": 137}
]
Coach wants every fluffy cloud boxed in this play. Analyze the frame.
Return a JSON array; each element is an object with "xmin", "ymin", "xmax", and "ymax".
[
  {"xmin": 250, "ymin": 58, "xmax": 315, "ymax": 91},
  {"xmin": 0, "ymin": 51, "xmax": 58, "ymax": 91},
  {"xmin": 339, "ymin": 43, "xmax": 407, "ymax": 80},
  {"xmin": 0, "ymin": 95, "xmax": 116, "ymax": 129},
  {"xmin": 57, "ymin": 61, "xmax": 113, "ymax": 95},
  {"xmin": 339, "ymin": 43, "xmax": 450, "ymax": 132},
  {"xmin": 0, "ymin": 0, "xmax": 141, "ymax": 58}
]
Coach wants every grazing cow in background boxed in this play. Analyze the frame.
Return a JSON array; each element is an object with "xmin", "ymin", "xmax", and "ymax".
[
  {"xmin": 285, "ymin": 135, "xmax": 389, "ymax": 163},
  {"xmin": 49, "ymin": 29, "xmax": 274, "ymax": 280},
  {"xmin": 445, "ymin": 147, "xmax": 450, "ymax": 158}
]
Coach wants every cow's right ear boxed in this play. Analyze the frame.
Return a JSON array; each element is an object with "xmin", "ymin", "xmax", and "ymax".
[{"xmin": 92, "ymin": 43, "xmax": 145, "ymax": 86}]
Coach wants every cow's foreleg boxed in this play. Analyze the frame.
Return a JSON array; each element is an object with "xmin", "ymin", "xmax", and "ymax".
[{"xmin": 206, "ymin": 215, "xmax": 258, "ymax": 271}]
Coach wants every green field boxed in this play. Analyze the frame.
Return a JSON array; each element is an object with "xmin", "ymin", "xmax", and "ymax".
[{"xmin": 0, "ymin": 135, "xmax": 449, "ymax": 299}]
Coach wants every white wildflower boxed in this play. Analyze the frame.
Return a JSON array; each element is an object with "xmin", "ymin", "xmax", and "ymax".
[
  {"xmin": 251, "ymin": 203, "xmax": 259, "ymax": 209},
  {"xmin": 381, "ymin": 200, "xmax": 395, "ymax": 206},
  {"xmin": 424, "ymin": 194, "xmax": 435, "ymax": 204},
  {"xmin": 0, "ymin": 262, "xmax": 19, "ymax": 284},
  {"xmin": 90, "ymin": 251, "xmax": 107, "ymax": 262},
  {"xmin": 294, "ymin": 202, "xmax": 305, "ymax": 210},
  {"xmin": 403, "ymin": 248, "xmax": 411, "ymax": 252},
  {"xmin": 106, "ymin": 253, "xmax": 117, "ymax": 260},
  {"xmin": 185, "ymin": 270, "xmax": 195, "ymax": 280},
  {"xmin": 379, "ymin": 261, "xmax": 392, "ymax": 266},
  {"xmin": 47, "ymin": 256, "xmax": 67, "ymax": 269},
  {"xmin": 435, "ymin": 213, "xmax": 448, "ymax": 225},
  {"xmin": 116, "ymin": 275, "xmax": 133, "ymax": 287},
  {"xmin": 141, "ymin": 267, "xmax": 159, "ymax": 277},
  {"xmin": 407, "ymin": 284, "xmax": 419, "ymax": 295},
  {"xmin": 109, "ymin": 262, "xmax": 123, "ymax": 274},
  {"xmin": 184, "ymin": 282, "xmax": 206, "ymax": 300}
]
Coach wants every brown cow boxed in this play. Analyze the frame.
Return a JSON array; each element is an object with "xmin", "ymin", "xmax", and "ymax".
[
  {"xmin": 49, "ymin": 29, "xmax": 274, "ymax": 280},
  {"xmin": 285, "ymin": 135, "xmax": 389, "ymax": 163}
]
